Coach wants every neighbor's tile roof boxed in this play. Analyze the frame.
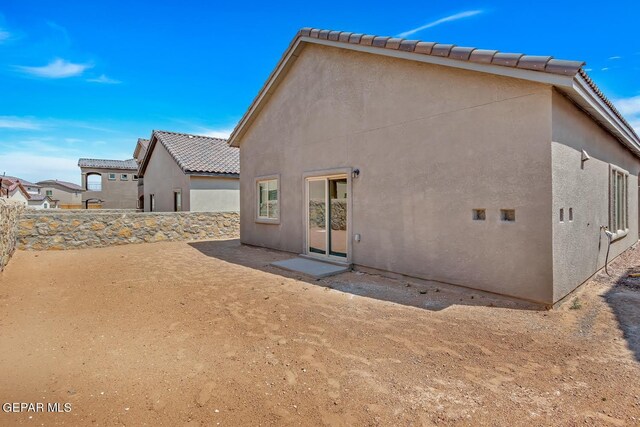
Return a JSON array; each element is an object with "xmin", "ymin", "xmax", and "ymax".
[
  {"xmin": 36, "ymin": 179, "xmax": 84, "ymax": 191},
  {"xmin": 1, "ymin": 175, "xmax": 40, "ymax": 187},
  {"xmin": 152, "ymin": 130, "xmax": 239, "ymax": 175},
  {"xmin": 298, "ymin": 28, "xmax": 585, "ymax": 76},
  {"xmin": 78, "ymin": 158, "xmax": 139, "ymax": 170}
]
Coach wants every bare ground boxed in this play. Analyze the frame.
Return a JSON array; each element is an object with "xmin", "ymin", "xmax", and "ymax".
[{"xmin": 1, "ymin": 239, "xmax": 640, "ymax": 426}]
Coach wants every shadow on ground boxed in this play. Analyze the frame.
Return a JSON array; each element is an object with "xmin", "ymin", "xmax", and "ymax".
[
  {"xmin": 603, "ymin": 266, "xmax": 640, "ymax": 363},
  {"xmin": 189, "ymin": 239, "xmax": 542, "ymax": 312}
]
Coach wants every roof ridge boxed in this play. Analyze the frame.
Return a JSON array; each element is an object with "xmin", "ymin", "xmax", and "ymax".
[{"xmin": 296, "ymin": 27, "xmax": 585, "ymax": 76}]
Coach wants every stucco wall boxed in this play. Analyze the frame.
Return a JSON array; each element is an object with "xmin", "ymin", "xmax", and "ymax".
[
  {"xmin": 143, "ymin": 141, "xmax": 191, "ymax": 212},
  {"xmin": 17, "ymin": 210, "xmax": 239, "ymax": 250},
  {"xmin": 189, "ymin": 176, "xmax": 240, "ymax": 212},
  {"xmin": 551, "ymin": 91, "xmax": 640, "ymax": 302},
  {"xmin": 82, "ymin": 167, "xmax": 138, "ymax": 209},
  {"xmin": 0, "ymin": 198, "xmax": 24, "ymax": 271},
  {"xmin": 238, "ymin": 44, "xmax": 555, "ymax": 303}
]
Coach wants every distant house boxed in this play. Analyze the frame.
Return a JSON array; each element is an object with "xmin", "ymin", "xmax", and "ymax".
[
  {"xmin": 229, "ymin": 27, "xmax": 640, "ymax": 306},
  {"xmin": 78, "ymin": 158, "xmax": 139, "ymax": 209},
  {"xmin": 37, "ymin": 180, "xmax": 84, "ymax": 209},
  {"xmin": 0, "ymin": 178, "xmax": 30, "ymax": 206},
  {"xmin": 27, "ymin": 194, "xmax": 55, "ymax": 209},
  {"xmin": 133, "ymin": 138, "xmax": 150, "ymax": 209},
  {"xmin": 2, "ymin": 175, "xmax": 41, "ymax": 195},
  {"xmin": 138, "ymin": 130, "xmax": 239, "ymax": 212}
]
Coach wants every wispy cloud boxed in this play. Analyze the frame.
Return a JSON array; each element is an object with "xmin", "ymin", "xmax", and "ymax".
[
  {"xmin": 0, "ymin": 116, "xmax": 41, "ymax": 130},
  {"xmin": 608, "ymin": 56, "xmax": 622, "ymax": 60},
  {"xmin": 201, "ymin": 127, "xmax": 234, "ymax": 139},
  {"xmin": 87, "ymin": 74, "xmax": 122, "ymax": 84},
  {"xmin": 0, "ymin": 151, "xmax": 81, "ymax": 184},
  {"xmin": 396, "ymin": 10, "xmax": 483, "ymax": 38},
  {"xmin": 601, "ymin": 67, "xmax": 609, "ymax": 71},
  {"xmin": 615, "ymin": 95, "xmax": 640, "ymax": 134},
  {"xmin": 0, "ymin": 28, "xmax": 10, "ymax": 42},
  {"xmin": 15, "ymin": 58, "xmax": 93, "ymax": 79}
]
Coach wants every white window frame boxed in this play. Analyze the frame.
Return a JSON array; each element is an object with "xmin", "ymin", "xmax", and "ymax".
[
  {"xmin": 108, "ymin": 173, "xmax": 116, "ymax": 181},
  {"xmin": 120, "ymin": 174, "xmax": 128, "ymax": 181},
  {"xmin": 255, "ymin": 175, "xmax": 280, "ymax": 224},
  {"xmin": 609, "ymin": 164, "xmax": 629, "ymax": 240}
]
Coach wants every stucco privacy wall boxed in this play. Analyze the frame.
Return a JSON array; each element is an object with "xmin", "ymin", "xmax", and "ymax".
[
  {"xmin": 551, "ymin": 91, "xmax": 640, "ymax": 302},
  {"xmin": 239, "ymin": 44, "xmax": 555, "ymax": 303},
  {"xmin": 0, "ymin": 198, "xmax": 24, "ymax": 271},
  {"xmin": 18, "ymin": 210, "xmax": 239, "ymax": 250},
  {"xmin": 189, "ymin": 176, "xmax": 240, "ymax": 212}
]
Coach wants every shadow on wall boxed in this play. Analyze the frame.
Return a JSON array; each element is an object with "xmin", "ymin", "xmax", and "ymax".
[
  {"xmin": 188, "ymin": 239, "xmax": 542, "ymax": 312},
  {"xmin": 603, "ymin": 267, "xmax": 640, "ymax": 363}
]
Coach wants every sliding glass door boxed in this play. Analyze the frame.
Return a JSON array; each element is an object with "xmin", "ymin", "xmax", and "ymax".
[{"xmin": 306, "ymin": 175, "xmax": 348, "ymax": 259}]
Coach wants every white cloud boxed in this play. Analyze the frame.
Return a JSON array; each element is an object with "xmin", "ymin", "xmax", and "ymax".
[
  {"xmin": 615, "ymin": 95, "xmax": 640, "ymax": 116},
  {"xmin": 0, "ymin": 116, "xmax": 41, "ymax": 130},
  {"xmin": 601, "ymin": 67, "xmax": 609, "ymax": 71},
  {"xmin": 87, "ymin": 74, "xmax": 122, "ymax": 84},
  {"xmin": 200, "ymin": 128, "xmax": 234, "ymax": 139},
  {"xmin": 615, "ymin": 96, "xmax": 640, "ymax": 135},
  {"xmin": 15, "ymin": 58, "xmax": 93, "ymax": 78},
  {"xmin": 608, "ymin": 56, "xmax": 622, "ymax": 60},
  {"xmin": 397, "ymin": 10, "xmax": 483, "ymax": 38},
  {"xmin": 0, "ymin": 29, "xmax": 10, "ymax": 42},
  {"xmin": 0, "ymin": 152, "xmax": 81, "ymax": 184}
]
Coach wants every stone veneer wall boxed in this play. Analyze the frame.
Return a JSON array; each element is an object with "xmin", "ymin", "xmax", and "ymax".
[
  {"xmin": 17, "ymin": 210, "xmax": 239, "ymax": 250},
  {"xmin": 0, "ymin": 198, "xmax": 24, "ymax": 270}
]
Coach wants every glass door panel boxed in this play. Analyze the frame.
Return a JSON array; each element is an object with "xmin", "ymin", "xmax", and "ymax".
[
  {"xmin": 308, "ymin": 179, "xmax": 327, "ymax": 255},
  {"xmin": 329, "ymin": 178, "xmax": 347, "ymax": 257}
]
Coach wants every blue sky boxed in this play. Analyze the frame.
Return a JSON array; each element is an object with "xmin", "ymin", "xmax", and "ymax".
[{"xmin": 1, "ymin": 0, "xmax": 639, "ymax": 184}]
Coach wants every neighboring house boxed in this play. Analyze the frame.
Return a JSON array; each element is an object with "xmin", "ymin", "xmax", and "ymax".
[
  {"xmin": 133, "ymin": 138, "xmax": 150, "ymax": 209},
  {"xmin": 2, "ymin": 175, "xmax": 41, "ymax": 195},
  {"xmin": 27, "ymin": 194, "xmax": 55, "ymax": 210},
  {"xmin": 138, "ymin": 130, "xmax": 239, "ymax": 212},
  {"xmin": 0, "ymin": 178, "xmax": 30, "ymax": 206},
  {"xmin": 228, "ymin": 28, "xmax": 640, "ymax": 307},
  {"xmin": 37, "ymin": 180, "xmax": 84, "ymax": 209},
  {"xmin": 78, "ymin": 158, "xmax": 139, "ymax": 209}
]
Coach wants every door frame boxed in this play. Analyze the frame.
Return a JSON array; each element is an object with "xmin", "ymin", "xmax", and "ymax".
[{"xmin": 302, "ymin": 168, "xmax": 353, "ymax": 264}]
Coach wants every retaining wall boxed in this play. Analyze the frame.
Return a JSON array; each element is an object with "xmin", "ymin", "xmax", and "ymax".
[
  {"xmin": 0, "ymin": 199, "xmax": 24, "ymax": 270},
  {"xmin": 18, "ymin": 210, "xmax": 239, "ymax": 250}
]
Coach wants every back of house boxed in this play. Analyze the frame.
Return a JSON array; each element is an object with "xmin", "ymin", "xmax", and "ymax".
[{"xmin": 228, "ymin": 28, "xmax": 640, "ymax": 306}]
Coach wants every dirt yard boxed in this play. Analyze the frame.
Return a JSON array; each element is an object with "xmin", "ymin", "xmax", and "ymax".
[{"xmin": 1, "ymin": 239, "xmax": 640, "ymax": 426}]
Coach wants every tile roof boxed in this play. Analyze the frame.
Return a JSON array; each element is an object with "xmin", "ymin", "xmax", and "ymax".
[
  {"xmin": 1, "ymin": 175, "xmax": 40, "ymax": 187},
  {"xmin": 1, "ymin": 178, "xmax": 30, "ymax": 199},
  {"xmin": 299, "ymin": 28, "xmax": 585, "ymax": 76},
  {"xmin": 28, "ymin": 194, "xmax": 51, "ymax": 201},
  {"xmin": 78, "ymin": 158, "xmax": 139, "ymax": 170},
  {"xmin": 36, "ymin": 179, "xmax": 84, "ymax": 191},
  {"xmin": 133, "ymin": 138, "xmax": 150, "ymax": 162},
  {"xmin": 147, "ymin": 130, "xmax": 239, "ymax": 175}
]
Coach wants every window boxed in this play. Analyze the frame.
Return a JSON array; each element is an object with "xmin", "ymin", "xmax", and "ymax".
[
  {"xmin": 46, "ymin": 190, "xmax": 53, "ymax": 196},
  {"xmin": 174, "ymin": 190, "xmax": 182, "ymax": 212},
  {"xmin": 472, "ymin": 209, "xmax": 486, "ymax": 221},
  {"xmin": 108, "ymin": 173, "xmax": 116, "ymax": 181},
  {"xmin": 120, "ymin": 174, "xmax": 128, "ymax": 181},
  {"xmin": 500, "ymin": 209, "xmax": 516, "ymax": 222},
  {"xmin": 610, "ymin": 165, "xmax": 629, "ymax": 236},
  {"xmin": 559, "ymin": 208, "xmax": 564, "ymax": 222},
  {"xmin": 569, "ymin": 208, "xmax": 573, "ymax": 222},
  {"xmin": 133, "ymin": 175, "xmax": 139, "ymax": 181},
  {"xmin": 257, "ymin": 178, "xmax": 279, "ymax": 221},
  {"xmin": 149, "ymin": 194, "xmax": 155, "ymax": 212}
]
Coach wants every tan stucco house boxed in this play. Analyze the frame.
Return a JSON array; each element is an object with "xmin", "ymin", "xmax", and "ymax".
[
  {"xmin": 79, "ymin": 158, "xmax": 139, "ymax": 209},
  {"xmin": 133, "ymin": 138, "xmax": 150, "ymax": 209},
  {"xmin": 228, "ymin": 28, "xmax": 640, "ymax": 306},
  {"xmin": 138, "ymin": 130, "xmax": 239, "ymax": 212},
  {"xmin": 36, "ymin": 180, "xmax": 84, "ymax": 209}
]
